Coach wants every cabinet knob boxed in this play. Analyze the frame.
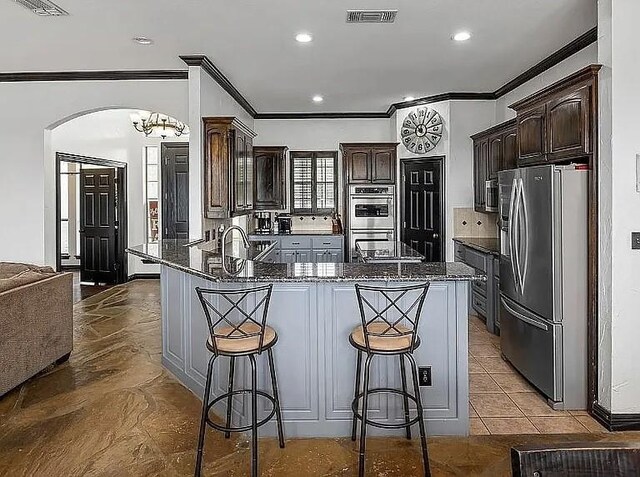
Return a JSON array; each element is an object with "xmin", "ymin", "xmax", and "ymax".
[{"xmin": 433, "ymin": 233, "xmax": 440, "ymax": 239}]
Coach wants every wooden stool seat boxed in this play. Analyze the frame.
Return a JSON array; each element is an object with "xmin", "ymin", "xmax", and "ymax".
[
  {"xmin": 350, "ymin": 322, "xmax": 413, "ymax": 352},
  {"xmin": 207, "ymin": 323, "xmax": 277, "ymax": 354}
]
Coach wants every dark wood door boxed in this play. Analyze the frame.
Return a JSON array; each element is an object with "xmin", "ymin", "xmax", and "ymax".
[
  {"xmin": 474, "ymin": 138, "xmax": 488, "ymax": 211},
  {"xmin": 80, "ymin": 168, "xmax": 117, "ymax": 284},
  {"xmin": 401, "ymin": 158, "xmax": 444, "ymax": 262},
  {"xmin": 547, "ymin": 86, "xmax": 590, "ymax": 162},
  {"xmin": 371, "ymin": 148, "xmax": 395, "ymax": 183},
  {"xmin": 502, "ymin": 128, "xmax": 518, "ymax": 171},
  {"xmin": 517, "ymin": 105, "xmax": 547, "ymax": 165},
  {"xmin": 161, "ymin": 143, "xmax": 189, "ymax": 240},
  {"xmin": 254, "ymin": 146, "xmax": 287, "ymax": 209},
  {"xmin": 245, "ymin": 135, "xmax": 254, "ymax": 209},
  {"xmin": 233, "ymin": 132, "xmax": 247, "ymax": 212},
  {"xmin": 346, "ymin": 148, "xmax": 370, "ymax": 183},
  {"xmin": 488, "ymin": 133, "xmax": 502, "ymax": 180}
]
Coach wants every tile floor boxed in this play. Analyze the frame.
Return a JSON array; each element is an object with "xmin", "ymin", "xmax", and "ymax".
[{"xmin": 468, "ymin": 314, "xmax": 608, "ymax": 435}]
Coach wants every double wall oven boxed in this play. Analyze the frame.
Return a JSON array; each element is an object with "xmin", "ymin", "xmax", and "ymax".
[{"xmin": 347, "ymin": 185, "xmax": 396, "ymax": 260}]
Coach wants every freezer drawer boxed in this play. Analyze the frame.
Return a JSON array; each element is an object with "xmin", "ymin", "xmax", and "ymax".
[{"xmin": 500, "ymin": 295, "xmax": 562, "ymax": 402}]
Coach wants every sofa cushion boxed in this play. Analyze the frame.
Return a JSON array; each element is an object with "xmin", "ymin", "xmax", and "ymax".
[{"xmin": 0, "ymin": 262, "xmax": 57, "ymax": 294}]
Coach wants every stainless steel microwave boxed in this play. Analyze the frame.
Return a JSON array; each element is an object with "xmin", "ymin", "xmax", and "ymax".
[{"xmin": 485, "ymin": 179, "xmax": 498, "ymax": 213}]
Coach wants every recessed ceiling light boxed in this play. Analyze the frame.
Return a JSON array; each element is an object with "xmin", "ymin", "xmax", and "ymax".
[
  {"xmin": 312, "ymin": 95, "xmax": 323, "ymax": 103},
  {"xmin": 133, "ymin": 37, "xmax": 154, "ymax": 45},
  {"xmin": 295, "ymin": 33, "xmax": 313, "ymax": 43},
  {"xmin": 403, "ymin": 96, "xmax": 415, "ymax": 102},
  {"xmin": 453, "ymin": 31, "xmax": 471, "ymax": 42}
]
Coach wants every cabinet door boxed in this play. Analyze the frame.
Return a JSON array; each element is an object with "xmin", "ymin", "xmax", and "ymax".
[
  {"xmin": 233, "ymin": 132, "xmax": 246, "ymax": 212},
  {"xmin": 502, "ymin": 128, "xmax": 518, "ymax": 171},
  {"xmin": 203, "ymin": 121, "xmax": 231, "ymax": 218},
  {"xmin": 547, "ymin": 86, "xmax": 590, "ymax": 162},
  {"xmin": 517, "ymin": 105, "xmax": 547, "ymax": 165},
  {"xmin": 313, "ymin": 251, "xmax": 327, "ymax": 263},
  {"xmin": 281, "ymin": 250, "xmax": 297, "ymax": 263},
  {"xmin": 254, "ymin": 147, "xmax": 286, "ymax": 210},
  {"xmin": 245, "ymin": 135, "xmax": 254, "ymax": 210},
  {"xmin": 327, "ymin": 250, "xmax": 343, "ymax": 263},
  {"xmin": 474, "ymin": 138, "xmax": 488, "ymax": 211},
  {"xmin": 346, "ymin": 148, "xmax": 371, "ymax": 183},
  {"xmin": 487, "ymin": 133, "xmax": 502, "ymax": 180},
  {"xmin": 371, "ymin": 148, "xmax": 395, "ymax": 183},
  {"xmin": 296, "ymin": 250, "xmax": 311, "ymax": 263}
]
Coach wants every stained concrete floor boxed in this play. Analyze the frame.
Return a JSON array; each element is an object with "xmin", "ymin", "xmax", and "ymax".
[{"xmin": 0, "ymin": 279, "xmax": 638, "ymax": 476}]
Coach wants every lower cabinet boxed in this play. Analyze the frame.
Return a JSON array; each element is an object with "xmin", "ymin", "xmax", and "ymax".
[
  {"xmin": 253, "ymin": 234, "xmax": 345, "ymax": 264},
  {"xmin": 314, "ymin": 249, "xmax": 344, "ymax": 263}
]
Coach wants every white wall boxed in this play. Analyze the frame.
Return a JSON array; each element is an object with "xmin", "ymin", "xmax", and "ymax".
[
  {"xmin": 597, "ymin": 0, "xmax": 640, "ymax": 414},
  {"xmin": 51, "ymin": 109, "xmax": 188, "ymax": 276},
  {"xmin": 188, "ymin": 67, "xmax": 256, "ymax": 239},
  {"xmin": 0, "ymin": 79, "xmax": 188, "ymax": 267},
  {"xmin": 393, "ymin": 101, "xmax": 496, "ymax": 261},
  {"xmin": 495, "ymin": 43, "xmax": 598, "ymax": 123}
]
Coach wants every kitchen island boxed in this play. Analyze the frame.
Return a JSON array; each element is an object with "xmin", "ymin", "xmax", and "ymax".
[{"xmin": 127, "ymin": 239, "xmax": 483, "ymax": 437}]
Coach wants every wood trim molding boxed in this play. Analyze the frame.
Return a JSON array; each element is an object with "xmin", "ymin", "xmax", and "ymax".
[
  {"xmin": 388, "ymin": 92, "xmax": 496, "ymax": 116},
  {"xmin": 128, "ymin": 273, "xmax": 161, "ymax": 280},
  {"xmin": 592, "ymin": 402, "xmax": 640, "ymax": 432},
  {"xmin": 0, "ymin": 70, "xmax": 187, "ymax": 82},
  {"xmin": 254, "ymin": 112, "xmax": 389, "ymax": 120},
  {"xmin": 180, "ymin": 54, "xmax": 257, "ymax": 118}
]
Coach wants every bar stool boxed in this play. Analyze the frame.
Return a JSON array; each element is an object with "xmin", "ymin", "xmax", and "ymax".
[
  {"xmin": 350, "ymin": 282, "xmax": 431, "ymax": 477},
  {"xmin": 194, "ymin": 284, "xmax": 285, "ymax": 477}
]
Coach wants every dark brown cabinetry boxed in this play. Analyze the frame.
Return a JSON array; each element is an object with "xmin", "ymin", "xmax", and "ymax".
[
  {"xmin": 203, "ymin": 117, "xmax": 256, "ymax": 218},
  {"xmin": 253, "ymin": 146, "xmax": 287, "ymax": 210},
  {"xmin": 341, "ymin": 143, "xmax": 398, "ymax": 184},
  {"xmin": 510, "ymin": 65, "xmax": 600, "ymax": 166},
  {"xmin": 471, "ymin": 119, "xmax": 516, "ymax": 212}
]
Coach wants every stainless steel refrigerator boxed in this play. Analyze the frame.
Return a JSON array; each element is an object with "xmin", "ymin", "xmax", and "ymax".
[{"xmin": 498, "ymin": 164, "xmax": 588, "ymax": 410}]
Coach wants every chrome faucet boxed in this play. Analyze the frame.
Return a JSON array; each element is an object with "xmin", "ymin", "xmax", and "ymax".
[{"xmin": 220, "ymin": 225, "xmax": 250, "ymax": 260}]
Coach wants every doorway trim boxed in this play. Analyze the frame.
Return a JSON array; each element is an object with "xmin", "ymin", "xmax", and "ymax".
[
  {"xmin": 55, "ymin": 152, "xmax": 128, "ymax": 283},
  {"xmin": 400, "ymin": 156, "xmax": 446, "ymax": 262}
]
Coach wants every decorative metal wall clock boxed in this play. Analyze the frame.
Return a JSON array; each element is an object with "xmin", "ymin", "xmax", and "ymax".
[{"xmin": 400, "ymin": 107, "xmax": 443, "ymax": 154}]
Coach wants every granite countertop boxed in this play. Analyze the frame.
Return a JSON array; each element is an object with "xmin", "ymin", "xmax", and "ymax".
[
  {"xmin": 127, "ymin": 239, "xmax": 484, "ymax": 283},
  {"xmin": 453, "ymin": 237, "xmax": 500, "ymax": 256},
  {"xmin": 357, "ymin": 241, "xmax": 424, "ymax": 263},
  {"xmin": 249, "ymin": 229, "xmax": 343, "ymax": 236}
]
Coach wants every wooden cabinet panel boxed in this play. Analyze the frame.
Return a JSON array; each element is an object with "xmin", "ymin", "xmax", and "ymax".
[
  {"xmin": 203, "ymin": 117, "xmax": 256, "ymax": 218},
  {"xmin": 371, "ymin": 148, "xmax": 395, "ymax": 183},
  {"xmin": 347, "ymin": 149, "xmax": 371, "ymax": 183},
  {"xmin": 253, "ymin": 146, "xmax": 287, "ymax": 210},
  {"xmin": 517, "ymin": 105, "xmax": 547, "ymax": 165},
  {"xmin": 473, "ymin": 138, "xmax": 488, "ymax": 211},
  {"xmin": 502, "ymin": 128, "xmax": 518, "ymax": 171},
  {"xmin": 547, "ymin": 86, "xmax": 590, "ymax": 161},
  {"xmin": 487, "ymin": 134, "xmax": 502, "ymax": 180}
]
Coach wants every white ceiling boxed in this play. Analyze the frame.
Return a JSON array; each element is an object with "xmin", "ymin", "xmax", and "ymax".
[{"xmin": 0, "ymin": 0, "xmax": 597, "ymax": 113}]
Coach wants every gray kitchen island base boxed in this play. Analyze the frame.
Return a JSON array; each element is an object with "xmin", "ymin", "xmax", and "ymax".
[{"xmin": 160, "ymin": 265, "xmax": 470, "ymax": 437}]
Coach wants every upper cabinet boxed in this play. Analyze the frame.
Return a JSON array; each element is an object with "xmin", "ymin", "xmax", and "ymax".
[
  {"xmin": 203, "ymin": 117, "xmax": 256, "ymax": 218},
  {"xmin": 341, "ymin": 143, "xmax": 399, "ymax": 184},
  {"xmin": 253, "ymin": 146, "xmax": 288, "ymax": 210},
  {"xmin": 471, "ymin": 119, "xmax": 516, "ymax": 212},
  {"xmin": 510, "ymin": 65, "xmax": 600, "ymax": 166}
]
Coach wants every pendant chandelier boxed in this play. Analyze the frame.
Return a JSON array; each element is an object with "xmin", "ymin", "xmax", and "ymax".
[{"xmin": 132, "ymin": 112, "xmax": 187, "ymax": 139}]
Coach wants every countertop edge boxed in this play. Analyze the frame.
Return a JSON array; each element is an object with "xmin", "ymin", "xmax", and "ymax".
[{"xmin": 453, "ymin": 238, "xmax": 500, "ymax": 256}]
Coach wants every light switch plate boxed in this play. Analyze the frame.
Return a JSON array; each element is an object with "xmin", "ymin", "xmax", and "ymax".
[{"xmin": 632, "ymin": 232, "xmax": 640, "ymax": 250}]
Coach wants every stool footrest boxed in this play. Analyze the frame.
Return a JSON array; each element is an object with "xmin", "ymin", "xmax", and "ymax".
[
  {"xmin": 205, "ymin": 389, "xmax": 277, "ymax": 433},
  {"xmin": 352, "ymin": 387, "xmax": 422, "ymax": 430}
]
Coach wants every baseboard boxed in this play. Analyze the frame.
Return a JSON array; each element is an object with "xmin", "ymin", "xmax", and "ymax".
[
  {"xmin": 592, "ymin": 402, "xmax": 640, "ymax": 431},
  {"xmin": 128, "ymin": 273, "xmax": 160, "ymax": 281}
]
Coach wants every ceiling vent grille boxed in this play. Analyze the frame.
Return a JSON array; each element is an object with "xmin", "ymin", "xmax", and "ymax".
[
  {"xmin": 13, "ymin": 0, "xmax": 68, "ymax": 16},
  {"xmin": 346, "ymin": 9, "xmax": 397, "ymax": 24}
]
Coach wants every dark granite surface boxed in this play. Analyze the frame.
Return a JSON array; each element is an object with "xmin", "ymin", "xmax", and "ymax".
[
  {"xmin": 127, "ymin": 239, "xmax": 484, "ymax": 283},
  {"xmin": 357, "ymin": 241, "xmax": 424, "ymax": 263},
  {"xmin": 453, "ymin": 237, "xmax": 500, "ymax": 256}
]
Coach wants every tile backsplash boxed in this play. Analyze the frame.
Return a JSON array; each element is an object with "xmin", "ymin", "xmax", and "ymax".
[
  {"xmin": 453, "ymin": 208, "xmax": 498, "ymax": 238},
  {"xmin": 290, "ymin": 215, "xmax": 334, "ymax": 232}
]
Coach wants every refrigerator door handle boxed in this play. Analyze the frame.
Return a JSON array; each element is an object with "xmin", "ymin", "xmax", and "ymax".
[
  {"xmin": 519, "ymin": 177, "xmax": 530, "ymax": 292},
  {"xmin": 508, "ymin": 177, "xmax": 519, "ymax": 293},
  {"xmin": 501, "ymin": 296, "xmax": 549, "ymax": 331},
  {"xmin": 513, "ymin": 178, "xmax": 524, "ymax": 294}
]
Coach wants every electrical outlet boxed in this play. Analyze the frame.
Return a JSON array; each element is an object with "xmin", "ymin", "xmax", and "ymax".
[
  {"xmin": 632, "ymin": 232, "xmax": 640, "ymax": 250},
  {"xmin": 418, "ymin": 366, "xmax": 432, "ymax": 387}
]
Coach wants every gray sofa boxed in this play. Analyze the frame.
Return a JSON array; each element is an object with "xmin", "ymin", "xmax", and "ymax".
[{"xmin": 0, "ymin": 262, "xmax": 73, "ymax": 396}]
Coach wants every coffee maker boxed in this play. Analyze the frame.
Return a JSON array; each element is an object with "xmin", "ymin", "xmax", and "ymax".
[
  {"xmin": 254, "ymin": 212, "xmax": 272, "ymax": 234},
  {"xmin": 275, "ymin": 214, "xmax": 292, "ymax": 234}
]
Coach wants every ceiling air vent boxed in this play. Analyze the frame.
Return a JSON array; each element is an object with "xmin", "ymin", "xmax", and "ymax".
[
  {"xmin": 346, "ymin": 9, "xmax": 397, "ymax": 24},
  {"xmin": 13, "ymin": 0, "xmax": 68, "ymax": 16}
]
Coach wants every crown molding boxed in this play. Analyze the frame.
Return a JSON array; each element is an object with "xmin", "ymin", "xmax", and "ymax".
[
  {"xmin": 254, "ymin": 111, "xmax": 390, "ymax": 120},
  {"xmin": 180, "ymin": 54, "xmax": 257, "ymax": 118},
  {"xmin": 0, "ymin": 70, "xmax": 187, "ymax": 82}
]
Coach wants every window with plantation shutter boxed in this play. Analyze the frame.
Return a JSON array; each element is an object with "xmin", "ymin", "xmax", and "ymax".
[{"xmin": 290, "ymin": 151, "xmax": 338, "ymax": 215}]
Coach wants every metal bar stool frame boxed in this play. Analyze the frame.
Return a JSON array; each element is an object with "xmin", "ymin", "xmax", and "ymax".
[
  {"xmin": 194, "ymin": 284, "xmax": 285, "ymax": 477},
  {"xmin": 350, "ymin": 282, "xmax": 431, "ymax": 477}
]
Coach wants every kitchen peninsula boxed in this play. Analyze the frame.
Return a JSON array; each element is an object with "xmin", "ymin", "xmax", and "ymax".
[{"xmin": 127, "ymin": 239, "xmax": 483, "ymax": 436}]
